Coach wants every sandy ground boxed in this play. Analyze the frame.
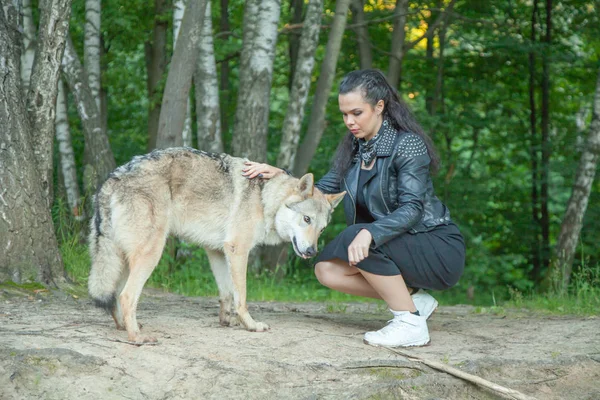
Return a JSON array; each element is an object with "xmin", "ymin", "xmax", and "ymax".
[{"xmin": 1, "ymin": 285, "xmax": 599, "ymax": 400}]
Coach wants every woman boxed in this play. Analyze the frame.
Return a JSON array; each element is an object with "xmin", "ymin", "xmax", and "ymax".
[{"xmin": 243, "ymin": 69, "xmax": 465, "ymax": 347}]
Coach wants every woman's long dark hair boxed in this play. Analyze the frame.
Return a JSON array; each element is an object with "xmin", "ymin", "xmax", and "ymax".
[{"xmin": 332, "ymin": 69, "xmax": 440, "ymax": 177}]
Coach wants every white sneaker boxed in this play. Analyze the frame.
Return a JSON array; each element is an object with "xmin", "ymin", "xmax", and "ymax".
[
  {"xmin": 411, "ymin": 290, "xmax": 438, "ymax": 320},
  {"xmin": 363, "ymin": 310, "xmax": 430, "ymax": 347}
]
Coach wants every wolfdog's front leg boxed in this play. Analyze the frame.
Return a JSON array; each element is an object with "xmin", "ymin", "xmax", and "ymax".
[{"xmin": 224, "ymin": 242, "xmax": 269, "ymax": 332}]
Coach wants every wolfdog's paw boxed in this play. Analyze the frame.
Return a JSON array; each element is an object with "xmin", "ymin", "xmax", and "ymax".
[
  {"xmin": 220, "ymin": 318, "xmax": 240, "ymax": 327},
  {"xmin": 248, "ymin": 321, "xmax": 270, "ymax": 332},
  {"xmin": 128, "ymin": 335, "xmax": 158, "ymax": 345}
]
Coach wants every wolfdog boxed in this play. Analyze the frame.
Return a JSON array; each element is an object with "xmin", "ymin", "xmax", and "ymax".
[{"xmin": 88, "ymin": 147, "xmax": 345, "ymax": 344}]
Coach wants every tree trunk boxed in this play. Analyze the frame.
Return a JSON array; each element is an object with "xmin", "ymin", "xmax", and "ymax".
[
  {"xmin": 540, "ymin": 0, "xmax": 552, "ymax": 271},
  {"xmin": 350, "ymin": 0, "xmax": 372, "ymax": 70},
  {"xmin": 61, "ymin": 35, "xmax": 115, "ymax": 191},
  {"xmin": 277, "ymin": 0, "xmax": 323, "ymax": 171},
  {"xmin": 0, "ymin": 5, "xmax": 64, "ymax": 285},
  {"xmin": 156, "ymin": 0, "xmax": 208, "ymax": 149},
  {"xmin": 387, "ymin": 0, "xmax": 408, "ymax": 89},
  {"xmin": 194, "ymin": 1, "xmax": 223, "ymax": 153},
  {"xmin": 219, "ymin": 0, "xmax": 231, "ymax": 140},
  {"xmin": 288, "ymin": 0, "xmax": 304, "ymax": 89},
  {"xmin": 551, "ymin": 68, "xmax": 600, "ymax": 289},
  {"xmin": 56, "ymin": 79, "xmax": 84, "ymax": 220},
  {"xmin": 26, "ymin": 0, "xmax": 71, "ymax": 207},
  {"xmin": 293, "ymin": 0, "xmax": 351, "ymax": 175},
  {"xmin": 232, "ymin": 0, "xmax": 281, "ymax": 162},
  {"xmin": 174, "ymin": 0, "xmax": 194, "ymax": 147},
  {"xmin": 20, "ymin": 0, "xmax": 36, "ymax": 93},
  {"xmin": 84, "ymin": 0, "xmax": 101, "ymax": 112},
  {"xmin": 146, "ymin": 0, "xmax": 168, "ymax": 150},
  {"xmin": 433, "ymin": 17, "xmax": 447, "ymax": 117},
  {"xmin": 529, "ymin": 0, "xmax": 542, "ymax": 281},
  {"xmin": 425, "ymin": 18, "xmax": 435, "ymax": 114}
]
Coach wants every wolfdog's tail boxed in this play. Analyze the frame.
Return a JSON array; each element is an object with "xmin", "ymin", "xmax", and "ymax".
[{"xmin": 88, "ymin": 184, "xmax": 124, "ymax": 312}]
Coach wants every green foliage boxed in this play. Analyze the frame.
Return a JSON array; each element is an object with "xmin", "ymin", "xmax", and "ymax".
[{"xmin": 504, "ymin": 262, "xmax": 600, "ymax": 315}]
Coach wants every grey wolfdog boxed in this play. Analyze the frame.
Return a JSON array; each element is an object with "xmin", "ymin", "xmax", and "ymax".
[{"xmin": 88, "ymin": 147, "xmax": 345, "ymax": 344}]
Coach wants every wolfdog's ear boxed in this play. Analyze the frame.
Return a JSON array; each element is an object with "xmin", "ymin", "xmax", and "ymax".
[
  {"xmin": 297, "ymin": 173, "xmax": 314, "ymax": 197},
  {"xmin": 326, "ymin": 191, "xmax": 346, "ymax": 209}
]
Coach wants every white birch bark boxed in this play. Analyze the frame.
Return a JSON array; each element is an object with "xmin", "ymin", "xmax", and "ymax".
[
  {"xmin": 194, "ymin": 1, "xmax": 223, "ymax": 153},
  {"xmin": 20, "ymin": 0, "xmax": 36, "ymax": 93},
  {"xmin": 552, "ymin": 67, "xmax": 600, "ymax": 289},
  {"xmin": 293, "ymin": 0, "xmax": 351, "ymax": 175},
  {"xmin": 84, "ymin": 0, "xmax": 101, "ymax": 111},
  {"xmin": 277, "ymin": 0, "xmax": 322, "ymax": 170},
  {"xmin": 62, "ymin": 35, "xmax": 115, "ymax": 190},
  {"xmin": 26, "ymin": 0, "xmax": 72, "ymax": 207},
  {"xmin": 55, "ymin": 79, "xmax": 84, "ymax": 220},
  {"xmin": 0, "ymin": 1, "xmax": 64, "ymax": 284},
  {"xmin": 232, "ymin": 0, "xmax": 281, "ymax": 162},
  {"xmin": 174, "ymin": 0, "xmax": 193, "ymax": 147}
]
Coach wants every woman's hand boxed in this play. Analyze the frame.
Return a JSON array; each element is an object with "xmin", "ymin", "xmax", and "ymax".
[
  {"xmin": 348, "ymin": 229, "xmax": 373, "ymax": 266},
  {"xmin": 242, "ymin": 161, "xmax": 284, "ymax": 180}
]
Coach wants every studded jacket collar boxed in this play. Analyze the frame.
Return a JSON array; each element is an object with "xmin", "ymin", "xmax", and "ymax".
[{"xmin": 316, "ymin": 124, "xmax": 452, "ymax": 248}]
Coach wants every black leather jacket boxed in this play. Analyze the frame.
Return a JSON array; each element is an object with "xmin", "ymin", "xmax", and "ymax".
[{"xmin": 315, "ymin": 121, "xmax": 452, "ymax": 248}]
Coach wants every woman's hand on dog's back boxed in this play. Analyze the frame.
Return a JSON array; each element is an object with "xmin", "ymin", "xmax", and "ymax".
[{"xmin": 242, "ymin": 161, "xmax": 285, "ymax": 180}]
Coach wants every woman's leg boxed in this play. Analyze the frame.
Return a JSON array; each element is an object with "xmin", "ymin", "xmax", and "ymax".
[
  {"xmin": 315, "ymin": 259, "xmax": 416, "ymax": 312},
  {"xmin": 315, "ymin": 258, "xmax": 428, "ymax": 347},
  {"xmin": 358, "ymin": 269, "xmax": 416, "ymax": 312},
  {"xmin": 314, "ymin": 259, "xmax": 382, "ymax": 299}
]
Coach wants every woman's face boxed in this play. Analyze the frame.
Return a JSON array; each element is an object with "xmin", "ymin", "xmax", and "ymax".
[{"xmin": 338, "ymin": 90, "xmax": 384, "ymax": 141}]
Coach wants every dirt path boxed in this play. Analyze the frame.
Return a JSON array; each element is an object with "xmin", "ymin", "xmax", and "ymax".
[{"xmin": 1, "ymin": 286, "xmax": 599, "ymax": 400}]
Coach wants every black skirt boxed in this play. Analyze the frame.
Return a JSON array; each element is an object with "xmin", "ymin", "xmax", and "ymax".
[{"xmin": 315, "ymin": 223, "xmax": 465, "ymax": 291}]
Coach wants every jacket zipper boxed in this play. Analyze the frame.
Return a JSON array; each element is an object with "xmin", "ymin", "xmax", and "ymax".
[
  {"xmin": 379, "ymin": 169, "xmax": 391, "ymax": 214},
  {"xmin": 343, "ymin": 178, "xmax": 357, "ymax": 225}
]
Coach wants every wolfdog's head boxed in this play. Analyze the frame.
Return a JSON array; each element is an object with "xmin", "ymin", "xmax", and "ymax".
[{"xmin": 276, "ymin": 174, "xmax": 345, "ymax": 259}]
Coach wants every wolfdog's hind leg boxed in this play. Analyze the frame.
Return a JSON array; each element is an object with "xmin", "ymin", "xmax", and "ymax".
[
  {"xmin": 206, "ymin": 249, "xmax": 236, "ymax": 326},
  {"xmin": 120, "ymin": 235, "xmax": 166, "ymax": 344}
]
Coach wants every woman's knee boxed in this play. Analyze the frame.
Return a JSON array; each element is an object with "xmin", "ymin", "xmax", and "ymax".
[{"xmin": 314, "ymin": 261, "xmax": 339, "ymax": 288}]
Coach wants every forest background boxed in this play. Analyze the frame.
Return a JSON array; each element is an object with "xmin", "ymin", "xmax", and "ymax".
[{"xmin": 1, "ymin": 0, "xmax": 599, "ymax": 312}]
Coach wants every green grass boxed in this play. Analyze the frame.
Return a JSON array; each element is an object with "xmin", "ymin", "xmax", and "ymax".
[
  {"xmin": 502, "ymin": 264, "xmax": 600, "ymax": 316},
  {"xmin": 58, "ymin": 236, "xmax": 600, "ymax": 316}
]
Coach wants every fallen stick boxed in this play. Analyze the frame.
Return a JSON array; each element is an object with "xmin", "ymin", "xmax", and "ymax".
[{"xmin": 385, "ymin": 348, "xmax": 538, "ymax": 400}]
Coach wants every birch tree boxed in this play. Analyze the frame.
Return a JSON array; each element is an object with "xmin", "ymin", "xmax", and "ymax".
[
  {"xmin": 551, "ymin": 68, "xmax": 600, "ymax": 290},
  {"xmin": 0, "ymin": 2, "xmax": 63, "ymax": 284},
  {"xmin": 293, "ymin": 0, "xmax": 351, "ymax": 175},
  {"xmin": 26, "ymin": 0, "xmax": 71, "ymax": 207},
  {"xmin": 232, "ymin": 0, "xmax": 281, "ymax": 162},
  {"xmin": 20, "ymin": 0, "xmax": 36, "ymax": 93},
  {"xmin": 174, "ymin": 0, "xmax": 193, "ymax": 147},
  {"xmin": 62, "ymin": 36, "xmax": 115, "ymax": 190},
  {"xmin": 55, "ymin": 80, "xmax": 84, "ymax": 220},
  {"xmin": 277, "ymin": 0, "xmax": 323, "ymax": 171},
  {"xmin": 84, "ymin": 0, "xmax": 101, "ymax": 111},
  {"xmin": 156, "ymin": 0, "xmax": 207, "ymax": 149},
  {"xmin": 194, "ymin": 1, "xmax": 223, "ymax": 153}
]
